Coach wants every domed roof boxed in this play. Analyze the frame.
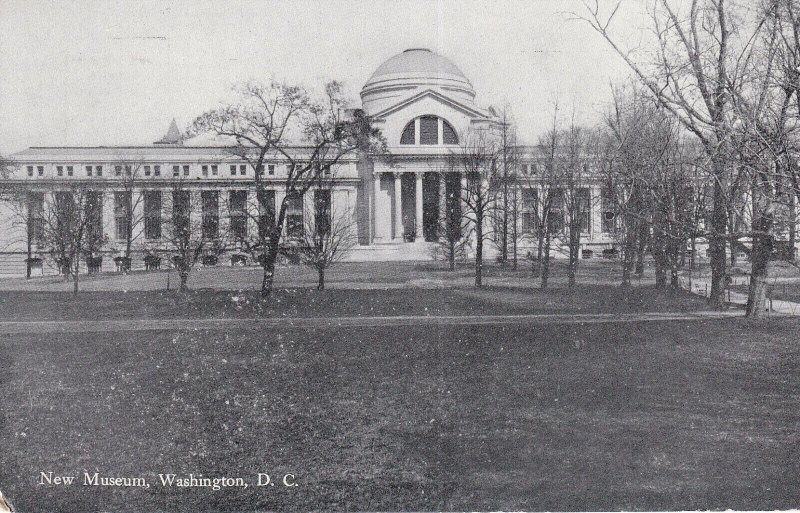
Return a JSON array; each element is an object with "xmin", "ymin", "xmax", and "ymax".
[
  {"xmin": 361, "ymin": 48, "xmax": 476, "ymax": 115},
  {"xmin": 368, "ymin": 48, "xmax": 469, "ymax": 83}
]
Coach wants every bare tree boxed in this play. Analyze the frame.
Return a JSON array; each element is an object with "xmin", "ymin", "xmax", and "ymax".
[
  {"xmin": 431, "ymin": 172, "xmax": 471, "ymax": 270},
  {"xmin": 578, "ymin": 0, "xmax": 768, "ymax": 307},
  {"xmin": 189, "ymin": 80, "xmax": 383, "ymax": 299},
  {"xmin": 297, "ymin": 181, "xmax": 357, "ymax": 290},
  {"xmin": 37, "ymin": 183, "xmax": 107, "ymax": 295},
  {"xmin": 161, "ymin": 180, "xmax": 227, "ymax": 292},
  {"xmin": 449, "ymin": 129, "xmax": 500, "ymax": 287}
]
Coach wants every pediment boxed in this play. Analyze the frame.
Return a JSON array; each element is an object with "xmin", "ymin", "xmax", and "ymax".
[{"xmin": 369, "ymin": 89, "xmax": 491, "ymax": 121}]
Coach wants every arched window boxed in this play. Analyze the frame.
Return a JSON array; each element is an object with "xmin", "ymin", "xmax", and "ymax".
[
  {"xmin": 399, "ymin": 116, "xmax": 459, "ymax": 145},
  {"xmin": 400, "ymin": 121, "xmax": 415, "ymax": 144}
]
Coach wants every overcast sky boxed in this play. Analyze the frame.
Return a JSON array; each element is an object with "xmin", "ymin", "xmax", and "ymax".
[{"xmin": 0, "ymin": 0, "xmax": 651, "ymax": 154}]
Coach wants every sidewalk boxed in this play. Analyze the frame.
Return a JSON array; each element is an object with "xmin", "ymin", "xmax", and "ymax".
[
  {"xmin": 0, "ymin": 311, "xmax": 743, "ymax": 335},
  {"xmin": 678, "ymin": 276, "xmax": 800, "ymax": 315}
]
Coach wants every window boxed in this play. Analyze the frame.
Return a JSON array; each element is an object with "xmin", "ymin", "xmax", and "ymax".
[
  {"xmin": 144, "ymin": 165, "xmax": 151, "ymax": 176},
  {"xmin": 27, "ymin": 166, "xmax": 33, "ymax": 177},
  {"xmin": 57, "ymin": 166, "xmax": 64, "ymax": 177},
  {"xmin": 257, "ymin": 190, "xmax": 275, "ymax": 238},
  {"xmin": 172, "ymin": 190, "xmax": 190, "ymax": 238},
  {"xmin": 86, "ymin": 191, "xmax": 103, "ymax": 245},
  {"xmin": 27, "ymin": 192, "xmax": 44, "ymax": 243},
  {"xmin": 400, "ymin": 121, "xmax": 415, "ymax": 144},
  {"xmin": 229, "ymin": 190, "xmax": 247, "ymax": 240},
  {"xmin": 521, "ymin": 188, "xmax": 538, "ymax": 234},
  {"xmin": 420, "ymin": 116, "xmax": 438, "ymax": 144},
  {"xmin": 230, "ymin": 165, "xmax": 237, "ymax": 176},
  {"xmin": 268, "ymin": 164, "xmax": 275, "ymax": 175},
  {"xmin": 201, "ymin": 165, "xmax": 208, "ymax": 177},
  {"xmin": 211, "ymin": 164, "xmax": 218, "ymax": 176},
  {"xmin": 601, "ymin": 187, "xmax": 616, "ymax": 233},
  {"xmin": 67, "ymin": 166, "xmax": 73, "ymax": 177},
  {"xmin": 183, "ymin": 165, "xmax": 190, "ymax": 177},
  {"xmin": 286, "ymin": 192, "xmax": 303, "ymax": 238},
  {"xmin": 85, "ymin": 165, "xmax": 102, "ymax": 177},
  {"xmin": 577, "ymin": 188, "xmax": 591, "ymax": 233},
  {"xmin": 173, "ymin": 165, "xmax": 180, "ymax": 177},
  {"xmin": 400, "ymin": 116, "xmax": 459, "ymax": 145},
  {"xmin": 115, "ymin": 165, "xmax": 123, "ymax": 177},
  {"xmin": 114, "ymin": 191, "xmax": 132, "ymax": 240},
  {"xmin": 144, "ymin": 190, "xmax": 162, "ymax": 240},
  {"xmin": 240, "ymin": 164, "xmax": 247, "ymax": 176},
  {"xmin": 153, "ymin": 165, "xmax": 160, "ymax": 177},
  {"xmin": 442, "ymin": 120, "xmax": 458, "ymax": 144},
  {"xmin": 314, "ymin": 190, "xmax": 331, "ymax": 236},
  {"xmin": 548, "ymin": 189, "xmax": 564, "ymax": 233},
  {"xmin": 37, "ymin": 166, "xmax": 44, "ymax": 176},
  {"xmin": 201, "ymin": 190, "xmax": 219, "ymax": 239}
]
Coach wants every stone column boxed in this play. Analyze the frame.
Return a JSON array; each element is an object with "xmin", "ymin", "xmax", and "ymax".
[
  {"xmin": 372, "ymin": 171, "xmax": 382, "ymax": 242},
  {"xmin": 415, "ymin": 172, "xmax": 424, "ymax": 240},
  {"xmin": 394, "ymin": 172, "xmax": 403, "ymax": 240}
]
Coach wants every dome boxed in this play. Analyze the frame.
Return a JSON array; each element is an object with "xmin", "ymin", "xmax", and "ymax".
[{"xmin": 361, "ymin": 48, "xmax": 476, "ymax": 115}]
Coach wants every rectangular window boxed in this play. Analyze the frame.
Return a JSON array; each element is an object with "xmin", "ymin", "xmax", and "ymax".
[
  {"xmin": 601, "ymin": 188, "xmax": 616, "ymax": 233},
  {"xmin": 37, "ymin": 166, "xmax": 44, "ymax": 176},
  {"xmin": 230, "ymin": 165, "xmax": 237, "ymax": 176},
  {"xmin": 268, "ymin": 164, "xmax": 275, "ymax": 175},
  {"xmin": 183, "ymin": 165, "xmax": 190, "ymax": 177},
  {"xmin": 67, "ymin": 166, "xmax": 73, "ymax": 177},
  {"xmin": 144, "ymin": 165, "xmax": 151, "ymax": 176},
  {"xmin": 95, "ymin": 165, "xmax": 103, "ymax": 177},
  {"xmin": 257, "ymin": 190, "xmax": 275, "ymax": 238},
  {"xmin": 172, "ymin": 190, "xmax": 190, "ymax": 238},
  {"xmin": 173, "ymin": 165, "xmax": 180, "ymax": 177},
  {"xmin": 521, "ymin": 188, "xmax": 538, "ymax": 234},
  {"xmin": 201, "ymin": 165, "xmax": 208, "ymax": 177},
  {"xmin": 144, "ymin": 190, "xmax": 162, "ymax": 240},
  {"xmin": 86, "ymin": 191, "xmax": 103, "ymax": 245},
  {"xmin": 57, "ymin": 166, "xmax": 64, "ymax": 177},
  {"xmin": 314, "ymin": 190, "xmax": 331, "ymax": 236},
  {"xmin": 577, "ymin": 188, "xmax": 591, "ymax": 233},
  {"xmin": 201, "ymin": 190, "xmax": 219, "ymax": 239},
  {"xmin": 548, "ymin": 189, "xmax": 564, "ymax": 233},
  {"xmin": 286, "ymin": 192, "xmax": 304, "ymax": 238},
  {"xmin": 85, "ymin": 165, "xmax": 93, "ymax": 177},
  {"xmin": 115, "ymin": 165, "xmax": 123, "ymax": 177},
  {"xmin": 240, "ymin": 164, "xmax": 247, "ymax": 176},
  {"xmin": 420, "ymin": 116, "xmax": 439, "ymax": 144},
  {"xmin": 27, "ymin": 192, "xmax": 44, "ymax": 243},
  {"xmin": 211, "ymin": 164, "xmax": 218, "ymax": 176},
  {"xmin": 153, "ymin": 165, "xmax": 160, "ymax": 177},
  {"xmin": 27, "ymin": 166, "xmax": 33, "ymax": 177},
  {"xmin": 114, "ymin": 191, "xmax": 132, "ymax": 240},
  {"xmin": 229, "ymin": 190, "xmax": 247, "ymax": 240}
]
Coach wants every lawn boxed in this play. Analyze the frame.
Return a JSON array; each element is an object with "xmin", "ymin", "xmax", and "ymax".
[
  {"xmin": 0, "ymin": 319, "xmax": 798, "ymax": 511},
  {"xmin": 0, "ymin": 284, "xmax": 713, "ymax": 322}
]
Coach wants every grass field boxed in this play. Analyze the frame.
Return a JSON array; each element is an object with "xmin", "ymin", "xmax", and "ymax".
[
  {"xmin": 1, "ymin": 319, "xmax": 798, "ymax": 511},
  {"xmin": 1, "ymin": 262, "xmax": 796, "ymax": 511}
]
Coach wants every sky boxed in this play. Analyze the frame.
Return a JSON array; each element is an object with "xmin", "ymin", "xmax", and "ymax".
[{"xmin": 0, "ymin": 0, "xmax": 652, "ymax": 154}]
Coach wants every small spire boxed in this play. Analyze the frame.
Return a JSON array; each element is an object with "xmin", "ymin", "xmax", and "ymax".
[{"xmin": 154, "ymin": 118, "xmax": 183, "ymax": 145}]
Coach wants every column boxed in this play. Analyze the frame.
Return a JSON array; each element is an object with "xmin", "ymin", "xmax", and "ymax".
[
  {"xmin": 372, "ymin": 172, "xmax": 382, "ymax": 241},
  {"xmin": 415, "ymin": 172, "xmax": 424, "ymax": 240},
  {"xmin": 394, "ymin": 172, "xmax": 403, "ymax": 240},
  {"xmin": 439, "ymin": 173, "xmax": 447, "ymax": 221}
]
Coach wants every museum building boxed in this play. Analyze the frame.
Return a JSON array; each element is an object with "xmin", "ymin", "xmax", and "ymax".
[{"xmin": 0, "ymin": 48, "xmax": 618, "ymax": 277}]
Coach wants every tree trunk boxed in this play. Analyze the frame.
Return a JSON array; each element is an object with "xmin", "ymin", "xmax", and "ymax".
[
  {"xmin": 449, "ymin": 241, "xmax": 455, "ymax": 271},
  {"xmin": 568, "ymin": 222, "xmax": 579, "ymax": 288},
  {"xmin": 179, "ymin": 271, "xmax": 189, "ymax": 292},
  {"xmin": 260, "ymin": 234, "xmax": 281, "ymax": 299},
  {"xmin": 746, "ymin": 209, "xmax": 772, "ymax": 317},
  {"xmin": 317, "ymin": 267, "xmax": 325, "ymax": 291},
  {"xmin": 475, "ymin": 219, "xmax": 483, "ymax": 288},
  {"xmin": 635, "ymin": 221, "xmax": 647, "ymax": 275},
  {"xmin": 708, "ymin": 158, "xmax": 728, "ymax": 309},
  {"xmin": 541, "ymin": 232, "xmax": 551, "ymax": 289}
]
